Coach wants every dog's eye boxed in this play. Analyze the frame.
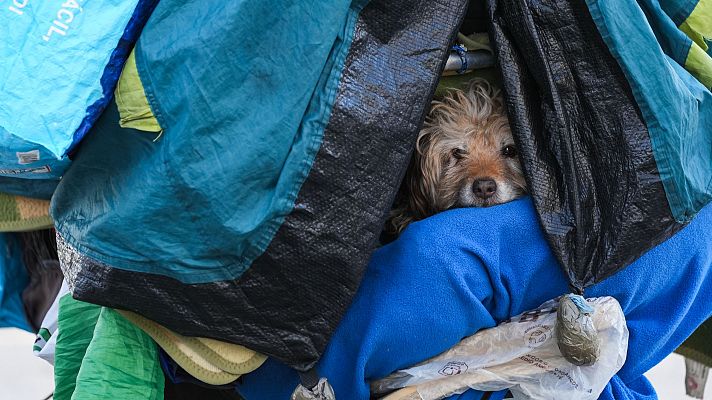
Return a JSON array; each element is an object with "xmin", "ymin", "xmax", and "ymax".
[
  {"xmin": 501, "ymin": 145, "xmax": 517, "ymax": 158},
  {"xmin": 451, "ymin": 148, "xmax": 467, "ymax": 160}
]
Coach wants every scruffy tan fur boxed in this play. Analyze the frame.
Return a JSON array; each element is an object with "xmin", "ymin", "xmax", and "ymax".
[{"xmin": 388, "ymin": 79, "xmax": 526, "ymax": 233}]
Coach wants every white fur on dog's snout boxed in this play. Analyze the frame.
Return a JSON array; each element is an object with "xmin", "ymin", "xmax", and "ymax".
[{"xmin": 456, "ymin": 177, "xmax": 521, "ymax": 208}]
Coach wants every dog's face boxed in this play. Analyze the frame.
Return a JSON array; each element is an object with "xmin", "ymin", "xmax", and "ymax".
[
  {"xmin": 390, "ymin": 80, "xmax": 526, "ymax": 232},
  {"xmin": 435, "ymin": 110, "xmax": 525, "ymax": 208}
]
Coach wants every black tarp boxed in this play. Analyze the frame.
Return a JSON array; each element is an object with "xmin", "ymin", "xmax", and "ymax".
[{"xmin": 487, "ymin": 0, "xmax": 684, "ymax": 292}]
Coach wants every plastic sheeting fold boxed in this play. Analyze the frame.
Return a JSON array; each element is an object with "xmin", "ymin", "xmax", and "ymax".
[
  {"xmin": 488, "ymin": 0, "xmax": 684, "ymax": 291},
  {"xmin": 53, "ymin": 0, "xmax": 467, "ymax": 370}
]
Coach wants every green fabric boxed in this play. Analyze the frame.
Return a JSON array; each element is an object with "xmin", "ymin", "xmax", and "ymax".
[
  {"xmin": 115, "ymin": 50, "xmax": 162, "ymax": 133},
  {"xmin": 680, "ymin": 0, "xmax": 712, "ymax": 88},
  {"xmin": 679, "ymin": 0, "xmax": 712, "ymax": 52},
  {"xmin": 686, "ymin": 42, "xmax": 712, "ymax": 88},
  {"xmin": 677, "ymin": 318, "xmax": 712, "ymax": 367},
  {"xmin": 0, "ymin": 194, "xmax": 19, "ymax": 225},
  {"xmin": 0, "ymin": 192, "xmax": 52, "ymax": 232},
  {"xmin": 72, "ymin": 308, "xmax": 164, "ymax": 400},
  {"xmin": 54, "ymin": 296, "xmax": 163, "ymax": 400},
  {"xmin": 54, "ymin": 296, "xmax": 101, "ymax": 400}
]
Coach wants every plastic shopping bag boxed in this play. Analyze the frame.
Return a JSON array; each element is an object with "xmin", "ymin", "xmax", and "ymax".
[
  {"xmin": 0, "ymin": 0, "xmax": 155, "ymax": 181},
  {"xmin": 371, "ymin": 296, "xmax": 628, "ymax": 400}
]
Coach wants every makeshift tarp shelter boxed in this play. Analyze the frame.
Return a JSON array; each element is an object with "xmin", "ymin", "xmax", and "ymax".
[
  {"xmin": 35, "ymin": 0, "xmax": 711, "ymax": 380},
  {"xmin": 52, "ymin": 0, "xmax": 459, "ymax": 373}
]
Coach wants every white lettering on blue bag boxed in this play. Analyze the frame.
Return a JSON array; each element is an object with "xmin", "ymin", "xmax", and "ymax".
[{"xmin": 0, "ymin": 0, "xmax": 143, "ymax": 179}]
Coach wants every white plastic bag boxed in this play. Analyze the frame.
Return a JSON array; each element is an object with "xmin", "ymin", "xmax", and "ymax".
[
  {"xmin": 371, "ymin": 296, "xmax": 628, "ymax": 400},
  {"xmin": 33, "ymin": 280, "xmax": 68, "ymax": 364},
  {"xmin": 684, "ymin": 357, "xmax": 709, "ymax": 399}
]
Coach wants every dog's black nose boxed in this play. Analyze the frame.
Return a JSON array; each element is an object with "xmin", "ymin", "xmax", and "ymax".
[{"xmin": 473, "ymin": 179, "xmax": 497, "ymax": 199}]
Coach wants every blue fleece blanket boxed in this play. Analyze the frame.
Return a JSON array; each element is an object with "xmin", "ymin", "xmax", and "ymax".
[{"xmin": 236, "ymin": 197, "xmax": 712, "ymax": 400}]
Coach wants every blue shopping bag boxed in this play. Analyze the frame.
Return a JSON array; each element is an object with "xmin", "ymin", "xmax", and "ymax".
[{"xmin": 0, "ymin": 0, "xmax": 156, "ymax": 183}]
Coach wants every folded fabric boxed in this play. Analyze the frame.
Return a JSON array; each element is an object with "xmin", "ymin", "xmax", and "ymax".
[
  {"xmin": 54, "ymin": 295, "xmax": 102, "ymax": 400},
  {"xmin": 236, "ymin": 197, "xmax": 712, "ymax": 400},
  {"xmin": 53, "ymin": 285, "xmax": 265, "ymax": 397},
  {"xmin": 584, "ymin": 0, "xmax": 712, "ymax": 220},
  {"xmin": 114, "ymin": 50, "xmax": 161, "ymax": 133},
  {"xmin": 119, "ymin": 310, "xmax": 266, "ymax": 386},
  {"xmin": 0, "ymin": 193, "xmax": 52, "ymax": 232},
  {"xmin": 0, "ymin": 177, "xmax": 58, "ymax": 200},
  {"xmin": 160, "ymin": 349, "xmax": 236, "ymax": 389},
  {"xmin": 73, "ymin": 308, "xmax": 164, "ymax": 400}
]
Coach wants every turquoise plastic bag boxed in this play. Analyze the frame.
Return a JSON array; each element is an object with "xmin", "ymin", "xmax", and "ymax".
[
  {"xmin": 0, "ymin": 233, "xmax": 30, "ymax": 331},
  {"xmin": 0, "ymin": 0, "xmax": 156, "ymax": 183}
]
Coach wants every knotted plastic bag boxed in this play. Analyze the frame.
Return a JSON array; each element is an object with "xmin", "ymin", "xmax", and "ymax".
[{"xmin": 371, "ymin": 296, "xmax": 627, "ymax": 400}]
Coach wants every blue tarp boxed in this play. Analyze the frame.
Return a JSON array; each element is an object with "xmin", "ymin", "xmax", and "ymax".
[
  {"xmin": 49, "ymin": 0, "xmax": 464, "ymax": 370},
  {"xmin": 237, "ymin": 197, "xmax": 712, "ymax": 399},
  {"xmin": 0, "ymin": 0, "xmax": 156, "ymax": 182}
]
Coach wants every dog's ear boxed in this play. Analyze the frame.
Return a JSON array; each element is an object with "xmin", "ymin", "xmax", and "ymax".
[
  {"xmin": 386, "ymin": 125, "xmax": 442, "ymax": 235},
  {"xmin": 385, "ymin": 156, "xmax": 419, "ymax": 235},
  {"xmin": 411, "ymin": 126, "xmax": 442, "ymax": 217},
  {"xmin": 385, "ymin": 204, "xmax": 413, "ymax": 235}
]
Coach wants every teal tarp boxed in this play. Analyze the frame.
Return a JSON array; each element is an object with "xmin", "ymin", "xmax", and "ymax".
[
  {"xmin": 53, "ymin": 0, "xmax": 362, "ymax": 283},
  {"xmin": 0, "ymin": 233, "xmax": 29, "ymax": 331},
  {"xmin": 586, "ymin": 0, "xmax": 712, "ymax": 220},
  {"xmin": 50, "ymin": 0, "xmax": 462, "ymax": 370}
]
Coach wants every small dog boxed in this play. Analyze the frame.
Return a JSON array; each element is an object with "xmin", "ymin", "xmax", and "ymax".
[{"xmin": 389, "ymin": 79, "xmax": 526, "ymax": 233}]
